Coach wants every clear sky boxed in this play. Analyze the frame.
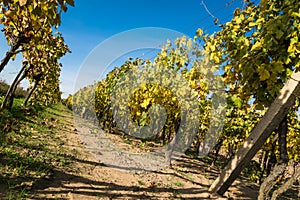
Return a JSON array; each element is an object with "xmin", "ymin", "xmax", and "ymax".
[{"xmin": 0, "ymin": 0, "xmax": 247, "ymax": 98}]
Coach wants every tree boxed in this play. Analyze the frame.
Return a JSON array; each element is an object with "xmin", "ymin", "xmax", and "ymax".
[
  {"xmin": 1, "ymin": 31, "xmax": 70, "ymax": 109},
  {"xmin": 203, "ymin": 0, "xmax": 300, "ymax": 161},
  {"xmin": 204, "ymin": 0, "xmax": 300, "ymax": 197},
  {"xmin": 22, "ymin": 33, "xmax": 70, "ymax": 106},
  {"xmin": 0, "ymin": 0, "xmax": 73, "ymax": 109},
  {"xmin": 87, "ymin": 34, "xmax": 226, "ymax": 167},
  {"xmin": 0, "ymin": 0, "xmax": 74, "ymax": 72}
]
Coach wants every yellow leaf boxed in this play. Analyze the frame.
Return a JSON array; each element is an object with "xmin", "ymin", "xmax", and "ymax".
[
  {"xmin": 196, "ymin": 28, "xmax": 203, "ymax": 36},
  {"xmin": 234, "ymin": 8, "xmax": 240, "ymax": 16},
  {"xmin": 224, "ymin": 65, "xmax": 232, "ymax": 73},
  {"xmin": 19, "ymin": 0, "xmax": 27, "ymax": 6},
  {"xmin": 136, "ymin": 111, "xmax": 141, "ymax": 117},
  {"xmin": 251, "ymin": 41, "xmax": 262, "ymax": 51},
  {"xmin": 33, "ymin": 1, "xmax": 38, "ymax": 8},
  {"xmin": 287, "ymin": 45, "xmax": 294, "ymax": 53},
  {"xmin": 191, "ymin": 81, "xmax": 197, "ymax": 88},
  {"xmin": 213, "ymin": 54, "xmax": 220, "ymax": 63},
  {"xmin": 236, "ymin": 18, "xmax": 241, "ymax": 24},
  {"xmin": 140, "ymin": 98, "xmax": 151, "ymax": 108},
  {"xmin": 249, "ymin": 22, "xmax": 256, "ymax": 27}
]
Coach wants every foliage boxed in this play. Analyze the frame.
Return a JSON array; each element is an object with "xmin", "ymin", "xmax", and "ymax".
[
  {"xmin": 243, "ymin": 160, "xmax": 262, "ymax": 183},
  {"xmin": 0, "ymin": 0, "xmax": 73, "ymax": 108},
  {"xmin": 127, "ymin": 82, "xmax": 181, "ymax": 141},
  {"xmin": 77, "ymin": 35, "xmax": 226, "ymax": 151},
  {"xmin": 63, "ymin": 94, "xmax": 73, "ymax": 110},
  {"xmin": 203, "ymin": 0, "xmax": 300, "ymax": 108},
  {"xmin": 0, "ymin": 0, "xmax": 73, "ymax": 48},
  {"xmin": 94, "ymin": 59, "xmax": 143, "ymax": 131},
  {"xmin": 202, "ymin": 0, "xmax": 300, "ymax": 195},
  {"xmin": 286, "ymin": 99, "xmax": 300, "ymax": 162},
  {"xmin": 201, "ymin": 0, "xmax": 300, "ymax": 156},
  {"xmin": 221, "ymin": 97, "xmax": 261, "ymax": 158},
  {"xmin": 24, "ymin": 33, "xmax": 70, "ymax": 105},
  {"xmin": 72, "ymin": 84, "xmax": 95, "ymax": 118}
]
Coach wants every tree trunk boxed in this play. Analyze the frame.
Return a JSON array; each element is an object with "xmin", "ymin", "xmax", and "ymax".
[
  {"xmin": 266, "ymin": 135, "xmax": 278, "ymax": 176},
  {"xmin": 271, "ymin": 164, "xmax": 300, "ymax": 200},
  {"xmin": 259, "ymin": 150, "xmax": 268, "ymax": 184},
  {"xmin": 212, "ymin": 138, "xmax": 223, "ymax": 166},
  {"xmin": 7, "ymin": 71, "xmax": 28, "ymax": 109},
  {"xmin": 266, "ymin": 150, "xmax": 277, "ymax": 176},
  {"xmin": 258, "ymin": 163, "xmax": 287, "ymax": 200},
  {"xmin": 278, "ymin": 115, "xmax": 289, "ymax": 163},
  {"xmin": 22, "ymin": 72, "xmax": 42, "ymax": 106},
  {"xmin": 0, "ymin": 39, "xmax": 22, "ymax": 73},
  {"xmin": 23, "ymin": 78, "xmax": 41, "ymax": 106},
  {"xmin": 165, "ymin": 116, "xmax": 181, "ymax": 167},
  {"xmin": 1, "ymin": 64, "xmax": 26, "ymax": 110}
]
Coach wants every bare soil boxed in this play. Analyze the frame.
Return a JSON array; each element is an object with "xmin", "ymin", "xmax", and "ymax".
[{"xmin": 31, "ymin": 110, "xmax": 259, "ymax": 199}]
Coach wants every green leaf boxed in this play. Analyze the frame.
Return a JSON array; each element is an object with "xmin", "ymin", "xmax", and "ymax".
[
  {"xmin": 275, "ymin": 29, "xmax": 284, "ymax": 39},
  {"xmin": 259, "ymin": 69, "xmax": 270, "ymax": 81},
  {"xmin": 231, "ymin": 94, "xmax": 242, "ymax": 108},
  {"xmin": 273, "ymin": 62, "xmax": 284, "ymax": 72}
]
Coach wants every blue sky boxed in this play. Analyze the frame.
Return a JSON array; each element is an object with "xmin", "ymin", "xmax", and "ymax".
[{"xmin": 0, "ymin": 0, "xmax": 246, "ymax": 97}]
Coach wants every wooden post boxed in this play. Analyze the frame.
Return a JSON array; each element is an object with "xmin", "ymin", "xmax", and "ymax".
[{"xmin": 209, "ymin": 71, "xmax": 300, "ymax": 195}]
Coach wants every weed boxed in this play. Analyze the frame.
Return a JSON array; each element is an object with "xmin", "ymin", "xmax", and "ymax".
[
  {"xmin": 137, "ymin": 180, "xmax": 145, "ymax": 185},
  {"xmin": 173, "ymin": 181, "xmax": 183, "ymax": 187}
]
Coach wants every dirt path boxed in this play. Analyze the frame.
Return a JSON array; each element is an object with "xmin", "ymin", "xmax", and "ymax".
[{"xmin": 32, "ymin": 109, "xmax": 259, "ymax": 199}]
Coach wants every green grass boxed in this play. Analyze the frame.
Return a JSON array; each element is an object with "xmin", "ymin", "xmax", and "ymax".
[
  {"xmin": 0, "ymin": 98, "xmax": 74, "ymax": 199},
  {"xmin": 137, "ymin": 180, "xmax": 146, "ymax": 186},
  {"xmin": 173, "ymin": 181, "xmax": 183, "ymax": 187}
]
